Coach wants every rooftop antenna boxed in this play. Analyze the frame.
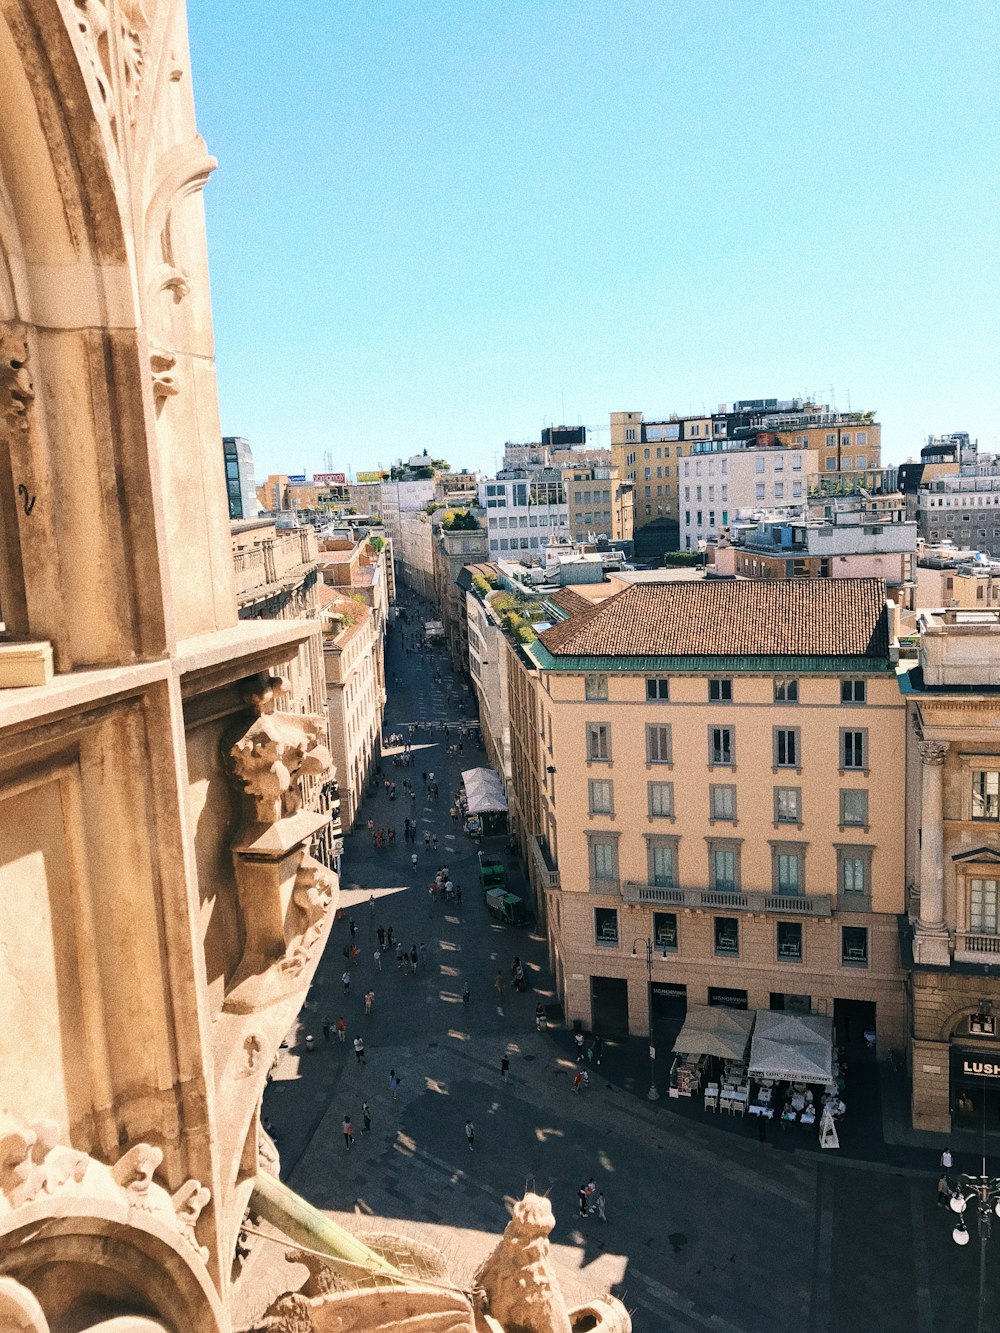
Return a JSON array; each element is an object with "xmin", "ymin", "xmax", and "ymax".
[{"xmin": 829, "ymin": 385, "xmax": 837, "ymax": 412}]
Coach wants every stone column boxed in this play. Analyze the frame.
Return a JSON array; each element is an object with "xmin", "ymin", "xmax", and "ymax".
[{"xmin": 913, "ymin": 739, "xmax": 950, "ymax": 965}]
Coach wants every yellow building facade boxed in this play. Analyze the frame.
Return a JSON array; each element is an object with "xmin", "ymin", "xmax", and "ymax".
[
  {"xmin": 611, "ymin": 409, "xmax": 883, "ymax": 532},
  {"xmin": 510, "ymin": 579, "xmax": 908, "ymax": 1075}
]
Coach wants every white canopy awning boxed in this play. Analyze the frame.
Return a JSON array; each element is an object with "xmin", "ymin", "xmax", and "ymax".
[
  {"xmin": 461, "ymin": 767, "xmax": 508, "ymax": 815},
  {"xmin": 424, "ymin": 620, "xmax": 444, "ymax": 636},
  {"xmin": 748, "ymin": 1011, "xmax": 833, "ymax": 1083},
  {"xmin": 673, "ymin": 1004, "xmax": 755, "ymax": 1062}
]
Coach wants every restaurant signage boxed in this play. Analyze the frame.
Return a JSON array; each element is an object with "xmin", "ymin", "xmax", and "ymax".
[{"xmin": 313, "ymin": 472, "xmax": 347, "ymax": 484}]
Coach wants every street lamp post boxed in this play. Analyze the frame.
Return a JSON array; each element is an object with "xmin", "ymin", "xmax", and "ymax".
[
  {"xmin": 631, "ymin": 937, "xmax": 663, "ymax": 1101},
  {"xmin": 948, "ymin": 1161, "xmax": 1000, "ymax": 1333}
]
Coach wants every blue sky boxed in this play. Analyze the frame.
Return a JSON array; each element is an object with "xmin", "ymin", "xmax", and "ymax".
[{"xmin": 188, "ymin": 1, "xmax": 999, "ymax": 479}]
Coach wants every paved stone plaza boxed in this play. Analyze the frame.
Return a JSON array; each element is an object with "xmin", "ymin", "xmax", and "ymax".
[{"xmin": 261, "ymin": 593, "xmax": 997, "ymax": 1332}]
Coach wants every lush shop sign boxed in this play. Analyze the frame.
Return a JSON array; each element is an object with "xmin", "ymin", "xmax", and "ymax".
[{"xmin": 952, "ymin": 1047, "xmax": 1000, "ymax": 1082}]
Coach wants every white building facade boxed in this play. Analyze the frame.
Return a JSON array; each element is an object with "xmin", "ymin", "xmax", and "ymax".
[
  {"xmin": 680, "ymin": 446, "xmax": 818, "ymax": 549},
  {"xmin": 479, "ymin": 469, "xmax": 569, "ymax": 565}
]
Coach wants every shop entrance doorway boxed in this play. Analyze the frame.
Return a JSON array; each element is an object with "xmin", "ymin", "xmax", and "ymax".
[
  {"xmin": 834, "ymin": 998, "xmax": 876, "ymax": 1059},
  {"xmin": 590, "ymin": 975, "xmax": 629, "ymax": 1039}
]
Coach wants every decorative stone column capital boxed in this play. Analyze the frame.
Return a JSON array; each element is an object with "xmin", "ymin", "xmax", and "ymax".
[{"xmin": 918, "ymin": 740, "xmax": 949, "ymax": 765}]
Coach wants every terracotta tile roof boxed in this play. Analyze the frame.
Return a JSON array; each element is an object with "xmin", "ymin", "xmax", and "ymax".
[
  {"xmin": 549, "ymin": 587, "xmax": 593, "ymax": 617},
  {"xmin": 538, "ymin": 577, "xmax": 890, "ymax": 659}
]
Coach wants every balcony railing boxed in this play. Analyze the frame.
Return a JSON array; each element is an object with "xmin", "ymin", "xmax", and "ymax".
[
  {"xmin": 621, "ymin": 881, "xmax": 834, "ymax": 917},
  {"xmin": 955, "ymin": 932, "xmax": 1000, "ymax": 959},
  {"xmin": 530, "ymin": 834, "xmax": 559, "ymax": 889}
]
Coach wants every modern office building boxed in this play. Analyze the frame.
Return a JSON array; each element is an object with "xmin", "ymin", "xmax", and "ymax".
[
  {"xmin": 222, "ymin": 435, "xmax": 258, "ymax": 519},
  {"xmin": 479, "ymin": 468, "xmax": 569, "ymax": 563}
]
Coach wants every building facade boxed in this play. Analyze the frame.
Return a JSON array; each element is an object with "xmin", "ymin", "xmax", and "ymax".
[
  {"xmin": 434, "ymin": 523, "xmax": 490, "ymax": 669},
  {"xmin": 511, "ymin": 580, "xmax": 907, "ymax": 1072},
  {"xmin": 679, "ymin": 447, "xmax": 817, "ymax": 549},
  {"xmin": 901, "ymin": 610, "xmax": 1000, "ymax": 1131},
  {"xmin": 223, "ymin": 436, "xmax": 258, "ymax": 519},
  {"xmin": 320, "ymin": 590, "xmax": 384, "ymax": 828},
  {"xmin": 480, "ymin": 469, "xmax": 569, "ymax": 563},
  {"xmin": 710, "ymin": 510, "xmax": 917, "ymax": 598},
  {"xmin": 563, "ymin": 464, "xmax": 634, "ymax": 545},
  {"xmin": 612, "ymin": 404, "xmax": 881, "ymax": 535}
]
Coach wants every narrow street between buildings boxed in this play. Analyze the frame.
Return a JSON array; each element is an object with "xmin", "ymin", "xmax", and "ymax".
[{"xmin": 261, "ymin": 588, "xmax": 997, "ymax": 1333}]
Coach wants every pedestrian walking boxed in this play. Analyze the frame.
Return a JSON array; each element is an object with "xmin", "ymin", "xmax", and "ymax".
[
  {"xmin": 462, "ymin": 981, "xmax": 471, "ymax": 1006},
  {"xmin": 364, "ymin": 989, "xmax": 374, "ymax": 1015},
  {"xmin": 596, "ymin": 1193, "xmax": 607, "ymax": 1223},
  {"xmin": 578, "ymin": 1184, "xmax": 589, "ymax": 1218},
  {"xmin": 304, "ymin": 1033, "xmax": 314, "ymax": 1052},
  {"xmin": 387, "ymin": 926, "xmax": 395, "ymax": 949},
  {"xmin": 389, "ymin": 1070, "xmax": 401, "ymax": 1099},
  {"xmin": 362, "ymin": 1101, "xmax": 372, "ymax": 1135},
  {"xmin": 342, "ymin": 970, "xmax": 351, "ymax": 995},
  {"xmin": 574, "ymin": 1031, "xmax": 585, "ymax": 1061},
  {"xmin": 377, "ymin": 926, "xmax": 386, "ymax": 952},
  {"xmin": 396, "ymin": 942, "xmax": 405, "ymax": 970},
  {"xmin": 369, "ymin": 893, "xmax": 375, "ymax": 918},
  {"xmin": 455, "ymin": 882, "xmax": 462, "ymax": 906},
  {"xmin": 420, "ymin": 942, "xmax": 428, "ymax": 965},
  {"xmin": 342, "ymin": 1116, "xmax": 354, "ymax": 1149},
  {"xmin": 349, "ymin": 917, "xmax": 357, "ymax": 939},
  {"xmin": 353, "ymin": 1035, "xmax": 366, "ymax": 1065},
  {"xmin": 593, "ymin": 1036, "xmax": 604, "ymax": 1066},
  {"xmin": 410, "ymin": 944, "xmax": 418, "ymax": 974},
  {"xmin": 500, "ymin": 1055, "xmax": 510, "ymax": 1083},
  {"xmin": 411, "ymin": 852, "xmax": 418, "ymax": 870},
  {"xmin": 495, "ymin": 971, "xmax": 504, "ymax": 998},
  {"xmin": 572, "ymin": 1070, "xmax": 588, "ymax": 1094},
  {"xmin": 941, "ymin": 1147, "xmax": 954, "ymax": 1171},
  {"xmin": 336, "ymin": 1016, "xmax": 346, "ymax": 1044},
  {"xmin": 322, "ymin": 1018, "xmax": 332, "ymax": 1043},
  {"xmin": 937, "ymin": 1173, "xmax": 950, "ymax": 1207},
  {"xmin": 374, "ymin": 948, "xmax": 381, "ymax": 972},
  {"xmin": 757, "ymin": 1111, "xmax": 768, "ymax": 1142},
  {"xmin": 423, "ymin": 832, "xmax": 431, "ymax": 848},
  {"xmin": 465, "ymin": 1119, "xmax": 475, "ymax": 1151}
]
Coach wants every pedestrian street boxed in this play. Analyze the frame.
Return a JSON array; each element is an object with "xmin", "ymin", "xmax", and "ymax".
[{"xmin": 261, "ymin": 589, "xmax": 999, "ymax": 1333}]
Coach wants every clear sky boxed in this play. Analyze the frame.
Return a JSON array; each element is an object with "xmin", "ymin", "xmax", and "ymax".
[{"xmin": 188, "ymin": 1, "xmax": 999, "ymax": 480}]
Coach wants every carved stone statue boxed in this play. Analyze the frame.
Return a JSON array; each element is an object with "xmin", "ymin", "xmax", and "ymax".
[
  {"xmin": 474, "ymin": 1193, "xmax": 573, "ymax": 1333},
  {"xmin": 111, "ymin": 1142, "xmax": 164, "ymax": 1210},
  {"xmin": 173, "ymin": 1179, "xmax": 211, "ymax": 1262},
  {"xmin": 228, "ymin": 677, "xmax": 331, "ymax": 826}
]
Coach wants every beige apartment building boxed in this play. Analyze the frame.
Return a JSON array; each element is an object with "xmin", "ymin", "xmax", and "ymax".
[
  {"xmin": 320, "ymin": 588, "xmax": 384, "ymax": 827},
  {"xmin": 508, "ymin": 578, "xmax": 907, "ymax": 1078},
  {"xmin": 563, "ymin": 464, "xmax": 634, "ymax": 545},
  {"xmin": 901, "ymin": 610, "xmax": 1000, "ymax": 1131}
]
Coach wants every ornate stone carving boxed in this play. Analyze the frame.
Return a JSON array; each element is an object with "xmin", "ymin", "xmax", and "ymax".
[
  {"xmin": 278, "ymin": 854, "xmax": 335, "ymax": 977},
  {"xmin": 474, "ymin": 1193, "xmax": 573, "ymax": 1333},
  {"xmin": 150, "ymin": 349, "xmax": 179, "ymax": 404},
  {"xmin": 918, "ymin": 740, "xmax": 949, "ymax": 765},
  {"xmin": 71, "ymin": 0, "xmax": 150, "ymax": 134},
  {"xmin": 172, "ymin": 1179, "xmax": 211, "ymax": 1263},
  {"xmin": 119, "ymin": 0, "xmax": 150, "ymax": 126},
  {"xmin": 0, "ymin": 1112, "xmax": 210, "ymax": 1265},
  {"xmin": 228, "ymin": 677, "xmax": 331, "ymax": 825}
]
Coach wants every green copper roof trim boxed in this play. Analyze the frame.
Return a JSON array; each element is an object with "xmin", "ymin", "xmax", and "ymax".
[{"xmin": 526, "ymin": 642, "xmax": 895, "ymax": 674}]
